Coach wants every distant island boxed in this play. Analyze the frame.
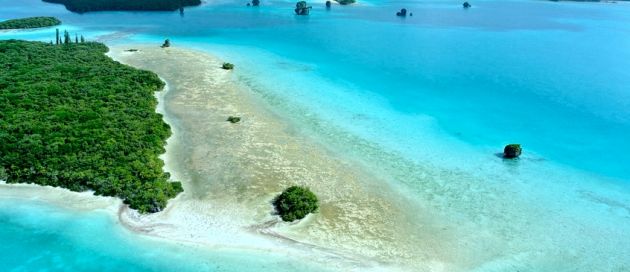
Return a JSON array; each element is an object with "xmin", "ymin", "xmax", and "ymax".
[
  {"xmin": 336, "ymin": 0, "xmax": 356, "ymax": 5},
  {"xmin": 0, "ymin": 40, "xmax": 182, "ymax": 213},
  {"xmin": 42, "ymin": 0, "xmax": 202, "ymax": 13},
  {"xmin": 0, "ymin": 17, "xmax": 61, "ymax": 30}
]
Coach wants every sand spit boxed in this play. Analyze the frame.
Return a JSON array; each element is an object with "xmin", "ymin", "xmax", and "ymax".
[
  {"xmin": 0, "ymin": 44, "xmax": 454, "ymax": 271},
  {"xmin": 105, "ymin": 45, "xmax": 444, "ymax": 271}
]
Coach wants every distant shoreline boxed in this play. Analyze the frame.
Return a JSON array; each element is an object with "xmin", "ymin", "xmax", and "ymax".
[
  {"xmin": 0, "ymin": 16, "xmax": 60, "ymax": 30},
  {"xmin": 41, "ymin": 0, "xmax": 202, "ymax": 13}
]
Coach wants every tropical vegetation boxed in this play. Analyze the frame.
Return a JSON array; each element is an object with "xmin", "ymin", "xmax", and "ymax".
[
  {"xmin": 42, "ymin": 0, "xmax": 202, "ymax": 13},
  {"xmin": 273, "ymin": 186, "xmax": 318, "ymax": 222},
  {"xmin": 0, "ymin": 17, "xmax": 61, "ymax": 30},
  {"xmin": 336, "ymin": 0, "xmax": 355, "ymax": 5},
  {"xmin": 0, "ymin": 40, "xmax": 182, "ymax": 213},
  {"xmin": 503, "ymin": 144, "xmax": 522, "ymax": 159},
  {"xmin": 222, "ymin": 62, "xmax": 234, "ymax": 70}
]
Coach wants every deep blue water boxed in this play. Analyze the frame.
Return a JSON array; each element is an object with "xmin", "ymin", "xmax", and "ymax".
[{"xmin": 2, "ymin": 0, "xmax": 630, "ymax": 270}]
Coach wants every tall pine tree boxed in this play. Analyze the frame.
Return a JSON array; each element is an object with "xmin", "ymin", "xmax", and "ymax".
[{"xmin": 64, "ymin": 30, "xmax": 70, "ymax": 44}]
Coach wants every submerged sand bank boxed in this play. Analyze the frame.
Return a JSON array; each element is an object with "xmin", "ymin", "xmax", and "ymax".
[
  {"xmin": 1, "ymin": 44, "xmax": 422, "ymax": 270},
  {"xmin": 3, "ymin": 44, "xmax": 436, "ymax": 271},
  {"xmin": 107, "ymin": 44, "xmax": 630, "ymax": 272},
  {"xmin": 104, "ymin": 45, "xmax": 444, "ymax": 271}
]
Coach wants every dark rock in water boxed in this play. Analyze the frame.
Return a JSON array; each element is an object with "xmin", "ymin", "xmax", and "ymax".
[
  {"xmin": 326, "ymin": 0, "xmax": 331, "ymax": 8},
  {"xmin": 125, "ymin": 49, "xmax": 139, "ymax": 52},
  {"xmin": 227, "ymin": 116, "xmax": 241, "ymax": 123},
  {"xmin": 463, "ymin": 2, "xmax": 471, "ymax": 8},
  {"xmin": 247, "ymin": 2, "xmax": 251, "ymax": 6},
  {"xmin": 295, "ymin": 1, "xmax": 312, "ymax": 15},
  {"xmin": 409, "ymin": 12, "xmax": 413, "ymax": 16},
  {"xmin": 252, "ymin": 0, "xmax": 260, "ymax": 6},
  {"xmin": 503, "ymin": 144, "xmax": 522, "ymax": 159},
  {"xmin": 160, "ymin": 39, "xmax": 170, "ymax": 48},
  {"xmin": 396, "ymin": 8, "xmax": 407, "ymax": 17}
]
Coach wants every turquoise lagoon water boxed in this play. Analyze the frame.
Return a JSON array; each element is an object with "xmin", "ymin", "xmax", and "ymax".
[
  {"xmin": 0, "ymin": 198, "xmax": 326, "ymax": 272},
  {"xmin": 2, "ymin": 0, "xmax": 630, "ymax": 270}
]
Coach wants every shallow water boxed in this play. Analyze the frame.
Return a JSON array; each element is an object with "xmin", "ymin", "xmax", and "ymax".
[
  {"xmin": 0, "ymin": 197, "xmax": 329, "ymax": 272},
  {"xmin": 2, "ymin": 0, "xmax": 630, "ymax": 270}
]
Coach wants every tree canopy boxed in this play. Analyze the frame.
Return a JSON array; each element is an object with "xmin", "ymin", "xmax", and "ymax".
[
  {"xmin": 0, "ymin": 40, "xmax": 182, "ymax": 213},
  {"xmin": 42, "ymin": 0, "xmax": 202, "ymax": 13},
  {"xmin": 0, "ymin": 17, "xmax": 61, "ymax": 30},
  {"xmin": 273, "ymin": 186, "xmax": 319, "ymax": 222}
]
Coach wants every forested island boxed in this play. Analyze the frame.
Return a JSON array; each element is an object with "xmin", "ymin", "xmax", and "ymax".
[
  {"xmin": 336, "ymin": 0, "xmax": 356, "ymax": 5},
  {"xmin": 0, "ymin": 17, "xmax": 61, "ymax": 30},
  {"xmin": 42, "ymin": 0, "xmax": 202, "ymax": 13},
  {"xmin": 0, "ymin": 40, "xmax": 182, "ymax": 213}
]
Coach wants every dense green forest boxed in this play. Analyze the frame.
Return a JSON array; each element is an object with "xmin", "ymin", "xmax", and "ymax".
[
  {"xmin": 0, "ymin": 17, "xmax": 61, "ymax": 30},
  {"xmin": 42, "ymin": 0, "xmax": 202, "ymax": 13},
  {"xmin": 0, "ymin": 40, "xmax": 182, "ymax": 213},
  {"xmin": 273, "ymin": 186, "xmax": 318, "ymax": 222}
]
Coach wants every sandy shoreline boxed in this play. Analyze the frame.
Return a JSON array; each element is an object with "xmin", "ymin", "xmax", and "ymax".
[
  {"xmin": 4, "ymin": 42, "xmax": 629, "ymax": 271},
  {"xmin": 0, "ymin": 44, "xmax": 439, "ymax": 271},
  {"xmin": 107, "ymin": 45, "xmax": 435, "ymax": 270}
]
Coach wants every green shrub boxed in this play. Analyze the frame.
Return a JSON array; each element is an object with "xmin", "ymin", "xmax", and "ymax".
[
  {"xmin": 0, "ymin": 167, "xmax": 7, "ymax": 181},
  {"xmin": 503, "ymin": 144, "xmax": 522, "ymax": 159},
  {"xmin": 161, "ymin": 39, "xmax": 170, "ymax": 48},
  {"xmin": 273, "ymin": 186, "xmax": 318, "ymax": 222},
  {"xmin": 222, "ymin": 62, "xmax": 235, "ymax": 70},
  {"xmin": 227, "ymin": 116, "xmax": 241, "ymax": 123},
  {"xmin": 295, "ymin": 1, "xmax": 311, "ymax": 15}
]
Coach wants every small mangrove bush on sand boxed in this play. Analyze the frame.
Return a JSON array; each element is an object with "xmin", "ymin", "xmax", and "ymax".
[
  {"xmin": 503, "ymin": 144, "xmax": 522, "ymax": 159},
  {"xmin": 0, "ymin": 40, "xmax": 182, "ymax": 213},
  {"xmin": 273, "ymin": 186, "xmax": 319, "ymax": 222},
  {"xmin": 222, "ymin": 62, "xmax": 235, "ymax": 70},
  {"xmin": 227, "ymin": 116, "xmax": 241, "ymax": 123},
  {"xmin": 161, "ymin": 39, "xmax": 171, "ymax": 48}
]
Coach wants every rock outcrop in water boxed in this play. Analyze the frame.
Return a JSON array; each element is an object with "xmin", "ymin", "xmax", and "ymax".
[
  {"xmin": 295, "ymin": 1, "xmax": 312, "ymax": 15},
  {"xmin": 503, "ymin": 144, "xmax": 522, "ymax": 159},
  {"xmin": 252, "ymin": 0, "xmax": 260, "ymax": 6},
  {"xmin": 463, "ymin": 2, "xmax": 472, "ymax": 8},
  {"xmin": 326, "ymin": 0, "xmax": 332, "ymax": 8},
  {"xmin": 396, "ymin": 8, "xmax": 407, "ymax": 17}
]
